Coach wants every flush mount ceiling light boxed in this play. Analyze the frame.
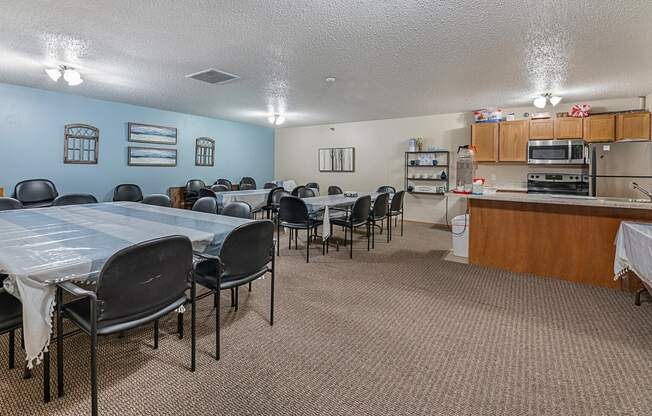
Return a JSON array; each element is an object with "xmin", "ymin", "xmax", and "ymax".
[
  {"xmin": 267, "ymin": 114, "xmax": 285, "ymax": 126},
  {"xmin": 44, "ymin": 65, "xmax": 83, "ymax": 86},
  {"xmin": 325, "ymin": 76, "xmax": 336, "ymax": 83},
  {"xmin": 533, "ymin": 93, "xmax": 562, "ymax": 109}
]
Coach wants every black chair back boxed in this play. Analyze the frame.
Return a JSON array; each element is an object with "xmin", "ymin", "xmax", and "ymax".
[
  {"xmin": 271, "ymin": 189, "xmax": 290, "ymax": 209},
  {"xmin": 211, "ymin": 184, "xmax": 230, "ymax": 193},
  {"xmin": 390, "ymin": 190, "xmax": 405, "ymax": 212},
  {"xmin": 13, "ymin": 179, "xmax": 59, "ymax": 206},
  {"xmin": 142, "ymin": 194, "xmax": 171, "ymax": 207},
  {"xmin": 239, "ymin": 177, "xmax": 257, "ymax": 189},
  {"xmin": 239, "ymin": 183, "xmax": 256, "ymax": 191},
  {"xmin": 328, "ymin": 186, "xmax": 343, "ymax": 195},
  {"xmin": 266, "ymin": 187, "xmax": 283, "ymax": 206},
  {"xmin": 192, "ymin": 197, "xmax": 217, "ymax": 214},
  {"xmin": 291, "ymin": 185, "xmax": 306, "ymax": 196},
  {"xmin": 376, "ymin": 186, "xmax": 396, "ymax": 194},
  {"xmin": 220, "ymin": 221, "xmax": 273, "ymax": 279},
  {"xmin": 278, "ymin": 196, "xmax": 309, "ymax": 224},
  {"xmin": 263, "ymin": 182, "xmax": 277, "ymax": 189},
  {"xmin": 298, "ymin": 187, "xmax": 316, "ymax": 199},
  {"xmin": 371, "ymin": 193, "xmax": 390, "ymax": 219},
  {"xmin": 52, "ymin": 193, "xmax": 98, "ymax": 206},
  {"xmin": 216, "ymin": 179, "xmax": 232, "ymax": 188},
  {"xmin": 305, "ymin": 182, "xmax": 319, "ymax": 191},
  {"xmin": 0, "ymin": 197, "xmax": 23, "ymax": 211},
  {"xmin": 199, "ymin": 188, "xmax": 217, "ymax": 199},
  {"xmin": 96, "ymin": 236, "xmax": 193, "ymax": 326},
  {"xmin": 186, "ymin": 179, "xmax": 206, "ymax": 197},
  {"xmin": 113, "ymin": 184, "xmax": 143, "ymax": 202},
  {"xmin": 221, "ymin": 201, "xmax": 252, "ymax": 219},
  {"xmin": 351, "ymin": 195, "xmax": 372, "ymax": 223}
]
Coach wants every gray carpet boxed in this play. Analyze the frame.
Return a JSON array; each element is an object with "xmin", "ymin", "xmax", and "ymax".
[{"xmin": 1, "ymin": 222, "xmax": 651, "ymax": 415}]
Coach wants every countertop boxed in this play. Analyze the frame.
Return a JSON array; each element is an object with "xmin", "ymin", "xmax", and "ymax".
[{"xmin": 446, "ymin": 191, "xmax": 652, "ymax": 210}]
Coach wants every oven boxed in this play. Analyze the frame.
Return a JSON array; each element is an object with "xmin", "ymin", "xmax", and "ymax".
[
  {"xmin": 527, "ymin": 173, "xmax": 589, "ymax": 196},
  {"xmin": 527, "ymin": 139, "xmax": 586, "ymax": 165}
]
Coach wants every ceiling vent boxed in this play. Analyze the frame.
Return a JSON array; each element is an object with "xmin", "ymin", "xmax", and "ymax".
[{"xmin": 185, "ymin": 68, "xmax": 240, "ymax": 85}]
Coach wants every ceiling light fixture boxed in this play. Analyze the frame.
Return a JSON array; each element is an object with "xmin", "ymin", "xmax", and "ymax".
[
  {"xmin": 44, "ymin": 65, "xmax": 84, "ymax": 86},
  {"xmin": 533, "ymin": 93, "xmax": 562, "ymax": 109},
  {"xmin": 268, "ymin": 114, "xmax": 285, "ymax": 126},
  {"xmin": 325, "ymin": 76, "xmax": 336, "ymax": 83}
]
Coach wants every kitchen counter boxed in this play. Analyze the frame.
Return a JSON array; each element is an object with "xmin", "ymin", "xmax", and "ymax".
[
  {"xmin": 447, "ymin": 191, "xmax": 652, "ymax": 210},
  {"xmin": 453, "ymin": 191, "xmax": 652, "ymax": 290}
]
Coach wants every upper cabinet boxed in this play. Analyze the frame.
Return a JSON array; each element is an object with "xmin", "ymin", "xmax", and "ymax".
[
  {"xmin": 616, "ymin": 112, "xmax": 651, "ymax": 141},
  {"xmin": 583, "ymin": 114, "xmax": 615, "ymax": 142},
  {"xmin": 498, "ymin": 120, "xmax": 529, "ymax": 162},
  {"xmin": 471, "ymin": 123, "xmax": 498, "ymax": 162},
  {"xmin": 553, "ymin": 117, "xmax": 583, "ymax": 139},
  {"xmin": 529, "ymin": 119, "xmax": 553, "ymax": 140}
]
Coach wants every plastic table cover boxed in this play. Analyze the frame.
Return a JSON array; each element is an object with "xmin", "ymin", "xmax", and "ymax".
[
  {"xmin": 0, "ymin": 202, "xmax": 250, "ymax": 367},
  {"xmin": 215, "ymin": 189, "xmax": 271, "ymax": 211},
  {"xmin": 614, "ymin": 221, "xmax": 652, "ymax": 289}
]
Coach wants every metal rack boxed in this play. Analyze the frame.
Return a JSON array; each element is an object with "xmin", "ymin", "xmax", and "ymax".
[{"xmin": 404, "ymin": 151, "xmax": 450, "ymax": 195}]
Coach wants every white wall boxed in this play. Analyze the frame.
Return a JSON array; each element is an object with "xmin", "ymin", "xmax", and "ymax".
[{"xmin": 275, "ymin": 97, "xmax": 643, "ymax": 224}]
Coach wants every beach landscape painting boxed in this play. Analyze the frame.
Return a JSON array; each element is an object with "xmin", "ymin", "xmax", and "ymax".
[
  {"xmin": 128, "ymin": 122, "xmax": 177, "ymax": 145},
  {"xmin": 128, "ymin": 146, "xmax": 177, "ymax": 167}
]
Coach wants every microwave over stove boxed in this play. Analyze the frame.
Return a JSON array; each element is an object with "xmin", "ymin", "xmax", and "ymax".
[{"xmin": 527, "ymin": 139, "xmax": 586, "ymax": 165}]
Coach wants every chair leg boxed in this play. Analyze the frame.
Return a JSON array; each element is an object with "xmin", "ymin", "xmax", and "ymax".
[
  {"xmin": 215, "ymin": 287, "xmax": 220, "ymax": 361},
  {"xmin": 56, "ymin": 287, "xmax": 64, "ymax": 397},
  {"xmin": 177, "ymin": 312, "xmax": 184, "ymax": 339},
  {"xmin": 343, "ymin": 226, "xmax": 347, "ymax": 246},
  {"xmin": 367, "ymin": 222, "xmax": 370, "ymax": 251},
  {"xmin": 401, "ymin": 212, "xmax": 404, "ymax": 236},
  {"xmin": 8, "ymin": 329, "xmax": 15, "ymax": 369},
  {"xmin": 248, "ymin": 282, "xmax": 252, "ymax": 292},
  {"xmin": 153, "ymin": 320, "xmax": 159, "ymax": 350},
  {"xmin": 295, "ymin": 229, "xmax": 298, "ymax": 250},
  {"xmin": 277, "ymin": 220, "xmax": 281, "ymax": 256},
  {"xmin": 230, "ymin": 288, "xmax": 235, "ymax": 307},
  {"xmin": 43, "ymin": 350, "xmax": 51, "ymax": 403},
  {"xmin": 191, "ymin": 278, "xmax": 196, "ymax": 371},
  {"xmin": 235, "ymin": 287, "xmax": 239, "ymax": 311},
  {"xmin": 270, "ymin": 243, "xmax": 275, "ymax": 326},
  {"xmin": 214, "ymin": 291, "xmax": 218, "ymax": 308},
  {"xmin": 90, "ymin": 306, "xmax": 98, "ymax": 416},
  {"xmin": 386, "ymin": 216, "xmax": 390, "ymax": 243},
  {"xmin": 350, "ymin": 227, "xmax": 353, "ymax": 259},
  {"xmin": 372, "ymin": 220, "xmax": 375, "ymax": 249},
  {"xmin": 306, "ymin": 228, "xmax": 310, "ymax": 263}
]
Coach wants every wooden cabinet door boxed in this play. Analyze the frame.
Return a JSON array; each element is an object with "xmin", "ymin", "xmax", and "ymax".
[
  {"xmin": 529, "ymin": 119, "xmax": 553, "ymax": 140},
  {"xmin": 616, "ymin": 112, "xmax": 651, "ymax": 141},
  {"xmin": 554, "ymin": 117, "xmax": 583, "ymax": 139},
  {"xmin": 498, "ymin": 120, "xmax": 529, "ymax": 162},
  {"xmin": 471, "ymin": 123, "xmax": 498, "ymax": 162},
  {"xmin": 583, "ymin": 115, "xmax": 615, "ymax": 142}
]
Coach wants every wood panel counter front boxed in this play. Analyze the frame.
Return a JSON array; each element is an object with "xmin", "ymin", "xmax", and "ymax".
[{"xmin": 468, "ymin": 198, "xmax": 652, "ymax": 289}]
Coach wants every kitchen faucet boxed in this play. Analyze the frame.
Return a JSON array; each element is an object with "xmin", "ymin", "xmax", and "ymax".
[{"xmin": 632, "ymin": 182, "xmax": 652, "ymax": 201}]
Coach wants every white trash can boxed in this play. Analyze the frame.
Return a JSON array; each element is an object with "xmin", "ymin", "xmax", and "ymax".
[{"xmin": 451, "ymin": 214, "xmax": 469, "ymax": 258}]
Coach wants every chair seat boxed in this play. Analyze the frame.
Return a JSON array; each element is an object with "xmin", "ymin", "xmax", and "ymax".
[
  {"xmin": 22, "ymin": 201, "xmax": 53, "ymax": 208},
  {"xmin": 279, "ymin": 219, "xmax": 322, "ymax": 229},
  {"xmin": 331, "ymin": 216, "xmax": 368, "ymax": 228},
  {"xmin": 64, "ymin": 296, "xmax": 186, "ymax": 336},
  {"xmin": 388, "ymin": 210, "xmax": 402, "ymax": 216},
  {"xmin": 0, "ymin": 292, "xmax": 22, "ymax": 334},
  {"xmin": 195, "ymin": 261, "xmax": 268, "ymax": 290}
]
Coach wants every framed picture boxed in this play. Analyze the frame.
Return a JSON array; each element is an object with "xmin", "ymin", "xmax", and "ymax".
[
  {"xmin": 128, "ymin": 122, "xmax": 177, "ymax": 145},
  {"xmin": 128, "ymin": 146, "xmax": 177, "ymax": 167},
  {"xmin": 318, "ymin": 147, "xmax": 355, "ymax": 172}
]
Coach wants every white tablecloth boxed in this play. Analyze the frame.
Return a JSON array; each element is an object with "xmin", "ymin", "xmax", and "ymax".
[
  {"xmin": 215, "ymin": 189, "xmax": 271, "ymax": 211},
  {"xmin": 0, "ymin": 202, "xmax": 249, "ymax": 367},
  {"xmin": 614, "ymin": 221, "xmax": 652, "ymax": 289}
]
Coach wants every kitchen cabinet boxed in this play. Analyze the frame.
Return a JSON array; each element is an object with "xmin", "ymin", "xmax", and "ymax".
[
  {"xmin": 554, "ymin": 117, "xmax": 583, "ymax": 139},
  {"xmin": 529, "ymin": 119, "xmax": 553, "ymax": 140},
  {"xmin": 498, "ymin": 120, "xmax": 529, "ymax": 162},
  {"xmin": 471, "ymin": 123, "xmax": 498, "ymax": 162},
  {"xmin": 616, "ymin": 112, "xmax": 650, "ymax": 141},
  {"xmin": 583, "ymin": 114, "xmax": 615, "ymax": 142}
]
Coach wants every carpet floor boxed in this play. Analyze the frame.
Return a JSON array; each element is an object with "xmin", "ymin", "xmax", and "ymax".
[{"xmin": 1, "ymin": 221, "xmax": 651, "ymax": 415}]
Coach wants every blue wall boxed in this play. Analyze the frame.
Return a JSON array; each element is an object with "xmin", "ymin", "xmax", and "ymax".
[{"xmin": 0, "ymin": 83, "xmax": 274, "ymax": 200}]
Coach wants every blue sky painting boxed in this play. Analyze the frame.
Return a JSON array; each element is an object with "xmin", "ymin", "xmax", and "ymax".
[
  {"xmin": 128, "ymin": 122, "xmax": 177, "ymax": 145},
  {"xmin": 128, "ymin": 146, "xmax": 177, "ymax": 166}
]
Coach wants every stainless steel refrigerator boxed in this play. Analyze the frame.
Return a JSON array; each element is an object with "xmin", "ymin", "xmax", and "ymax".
[{"xmin": 589, "ymin": 141, "xmax": 652, "ymax": 198}]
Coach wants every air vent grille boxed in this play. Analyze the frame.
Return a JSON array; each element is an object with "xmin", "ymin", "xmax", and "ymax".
[{"xmin": 186, "ymin": 68, "xmax": 240, "ymax": 85}]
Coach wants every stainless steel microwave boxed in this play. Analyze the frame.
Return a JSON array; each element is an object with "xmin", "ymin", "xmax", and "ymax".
[{"xmin": 527, "ymin": 139, "xmax": 586, "ymax": 165}]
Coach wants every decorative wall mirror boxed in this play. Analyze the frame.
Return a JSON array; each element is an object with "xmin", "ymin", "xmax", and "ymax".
[
  {"xmin": 195, "ymin": 137, "xmax": 215, "ymax": 166},
  {"xmin": 319, "ymin": 147, "xmax": 355, "ymax": 172},
  {"xmin": 64, "ymin": 124, "xmax": 99, "ymax": 164}
]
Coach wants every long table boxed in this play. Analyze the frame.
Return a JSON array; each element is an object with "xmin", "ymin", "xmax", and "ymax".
[
  {"xmin": 215, "ymin": 189, "xmax": 271, "ymax": 211},
  {"xmin": 614, "ymin": 221, "xmax": 652, "ymax": 295},
  {"xmin": 0, "ymin": 202, "xmax": 250, "ymax": 367}
]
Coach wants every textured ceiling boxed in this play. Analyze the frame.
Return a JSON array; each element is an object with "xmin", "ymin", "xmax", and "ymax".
[{"xmin": 1, "ymin": 0, "xmax": 651, "ymax": 127}]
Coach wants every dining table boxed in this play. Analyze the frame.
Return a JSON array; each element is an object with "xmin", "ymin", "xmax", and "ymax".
[
  {"xmin": 215, "ymin": 188, "xmax": 271, "ymax": 211},
  {"xmin": 0, "ymin": 202, "xmax": 250, "ymax": 367},
  {"xmin": 614, "ymin": 221, "xmax": 652, "ymax": 303}
]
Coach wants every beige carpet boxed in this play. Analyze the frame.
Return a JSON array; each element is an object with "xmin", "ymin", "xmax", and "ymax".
[{"xmin": 1, "ymin": 221, "xmax": 651, "ymax": 415}]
